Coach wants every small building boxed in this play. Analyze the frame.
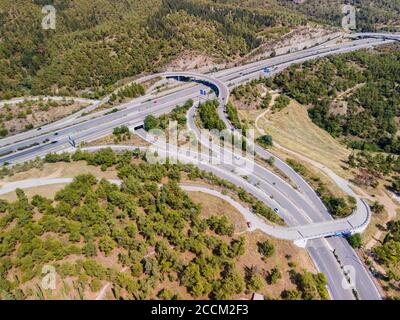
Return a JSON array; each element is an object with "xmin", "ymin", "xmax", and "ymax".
[{"xmin": 251, "ymin": 293, "xmax": 265, "ymax": 300}]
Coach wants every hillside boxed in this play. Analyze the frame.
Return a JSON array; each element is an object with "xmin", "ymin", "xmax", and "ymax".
[
  {"xmin": 0, "ymin": 0, "xmax": 307, "ymax": 100},
  {"xmin": 0, "ymin": 149, "xmax": 327, "ymax": 300},
  {"xmin": 277, "ymin": 0, "xmax": 400, "ymax": 31},
  {"xmin": 273, "ymin": 44, "xmax": 400, "ymax": 155}
]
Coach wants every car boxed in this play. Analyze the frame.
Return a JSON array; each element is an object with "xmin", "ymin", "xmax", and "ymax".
[
  {"xmin": 37, "ymin": 127, "xmax": 42, "ymax": 131},
  {"xmin": 51, "ymin": 141, "xmax": 58, "ymax": 144},
  {"xmin": 246, "ymin": 221, "xmax": 251, "ymax": 228},
  {"xmin": 274, "ymin": 208, "xmax": 280, "ymax": 213},
  {"xmin": 54, "ymin": 132, "xmax": 59, "ymax": 136}
]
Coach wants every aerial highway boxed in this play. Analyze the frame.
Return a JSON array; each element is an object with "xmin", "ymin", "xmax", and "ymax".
[
  {"xmin": 0, "ymin": 33, "xmax": 394, "ymax": 300},
  {"xmin": 0, "ymin": 36, "xmax": 390, "ymax": 151}
]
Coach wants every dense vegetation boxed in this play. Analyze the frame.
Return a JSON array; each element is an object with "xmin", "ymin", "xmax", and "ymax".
[
  {"xmin": 257, "ymin": 135, "xmax": 273, "ymax": 148},
  {"xmin": 0, "ymin": 98, "xmax": 85, "ymax": 138},
  {"xmin": 2, "ymin": 0, "xmax": 399, "ymax": 100},
  {"xmin": 0, "ymin": 172, "xmax": 246, "ymax": 299},
  {"xmin": 109, "ymin": 83, "xmax": 145, "ymax": 105},
  {"xmin": 273, "ymin": 94, "xmax": 290, "ymax": 111},
  {"xmin": 226, "ymin": 102, "xmax": 242, "ymax": 129},
  {"xmin": 113, "ymin": 126, "xmax": 132, "ymax": 143},
  {"xmin": 347, "ymin": 151, "xmax": 400, "ymax": 189},
  {"xmin": 144, "ymin": 100, "xmax": 193, "ymax": 131},
  {"xmin": 0, "ymin": 147, "xmax": 329, "ymax": 300},
  {"xmin": 373, "ymin": 219, "xmax": 400, "ymax": 293},
  {"xmin": 198, "ymin": 100, "xmax": 226, "ymax": 132},
  {"xmin": 287, "ymin": 159, "xmax": 356, "ymax": 217},
  {"xmin": 277, "ymin": 0, "xmax": 400, "ymax": 32},
  {"xmin": 0, "ymin": 0, "xmax": 307, "ymax": 100},
  {"xmin": 273, "ymin": 46, "xmax": 400, "ymax": 155}
]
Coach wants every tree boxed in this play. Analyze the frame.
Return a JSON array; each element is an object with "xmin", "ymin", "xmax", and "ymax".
[
  {"xmin": 347, "ymin": 234, "xmax": 362, "ymax": 249},
  {"xmin": 268, "ymin": 267, "xmax": 282, "ymax": 284},
  {"xmin": 247, "ymin": 273, "xmax": 264, "ymax": 291},
  {"xmin": 144, "ymin": 115, "xmax": 158, "ymax": 131},
  {"xmin": 257, "ymin": 135, "xmax": 273, "ymax": 147},
  {"xmin": 392, "ymin": 176, "xmax": 400, "ymax": 193},
  {"xmin": 182, "ymin": 263, "xmax": 206, "ymax": 298},
  {"xmin": 90, "ymin": 279, "xmax": 103, "ymax": 292},
  {"xmin": 257, "ymin": 240, "xmax": 275, "ymax": 259},
  {"xmin": 157, "ymin": 288, "xmax": 179, "ymax": 300},
  {"xmin": 273, "ymin": 94, "xmax": 290, "ymax": 110},
  {"xmin": 281, "ymin": 289, "xmax": 302, "ymax": 300},
  {"xmin": 266, "ymin": 156, "xmax": 275, "ymax": 166},
  {"xmin": 371, "ymin": 201, "xmax": 385, "ymax": 214},
  {"xmin": 206, "ymin": 216, "xmax": 234, "ymax": 236},
  {"xmin": 98, "ymin": 236, "xmax": 116, "ymax": 256},
  {"xmin": 198, "ymin": 100, "xmax": 226, "ymax": 131},
  {"xmin": 374, "ymin": 240, "xmax": 400, "ymax": 266},
  {"xmin": 83, "ymin": 241, "xmax": 97, "ymax": 257}
]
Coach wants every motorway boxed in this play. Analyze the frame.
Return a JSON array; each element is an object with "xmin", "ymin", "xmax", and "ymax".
[{"xmin": 1, "ymin": 33, "xmax": 398, "ymax": 300}]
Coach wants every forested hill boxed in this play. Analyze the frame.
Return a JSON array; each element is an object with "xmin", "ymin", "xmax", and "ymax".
[
  {"xmin": 273, "ymin": 45, "xmax": 400, "ymax": 155},
  {"xmin": 277, "ymin": 0, "xmax": 400, "ymax": 32},
  {"xmin": 0, "ymin": 0, "xmax": 304, "ymax": 100},
  {"xmin": 1, "ymin": 0, "xmax": 399, "ymax": 100}
]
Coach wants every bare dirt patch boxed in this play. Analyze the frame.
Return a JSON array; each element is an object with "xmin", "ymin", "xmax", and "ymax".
[
  {"xmin": 1, "ymin": 161, "xmax": 118, "ymax": 183},
  {"xmin": 84, "ymin": 133, "xmax": 150, "ymax": 147},
  {"xmin": 0, "ymin": 184, "xmax": 66, "ymax": 202},
  {"xmin": 0, "ymin": 99, "xmax": 89, "ymax": 137},
  {"xmin": 163, "ymin": 50, "xmax": 223, "ymax": 73}
]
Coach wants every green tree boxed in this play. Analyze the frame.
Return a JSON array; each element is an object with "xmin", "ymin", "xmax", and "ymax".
[
  {"xmin": 98, "ymin": 236, "xmax": 116, "ymax": 256},
  {"xmin": 347, "ymin": 234, "xmax": 362, "ymax": 249},
  {"xmin": 83, "ymin": 241, "xmax": 98, "ymax": 257},
  {"xmin": 257, "ymin": 240, "xmax": 275, "ymax": 259}
]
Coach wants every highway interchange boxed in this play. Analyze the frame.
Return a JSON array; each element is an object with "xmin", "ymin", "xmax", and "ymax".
[{"xmin": 1, "ymin": 32, "xmax": 400, "ymax": 300}]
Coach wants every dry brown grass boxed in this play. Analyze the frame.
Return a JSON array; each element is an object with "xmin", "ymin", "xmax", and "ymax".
[
  {"xmin": 241, "ymin": 100, "xmax": 351, "ymax": 178},
  {"xmin": 187, "ymin": 191, "xmax": 248, "ymax": 233},
  {"xmin": 187, "ymin": 191, "xmax": 317, "ymax": 300},
  {"xmin": 1, "ymin": 161, "xmax": 118, "ymax": 184},
  {"xmin": 234, "ymin": 230, "xmax": 317, "ymax": 300},
  {"xmin": 85, "ymin": 133, "xmax": 150, "ymax": 147},
  {"xmin": 0, "ymin": 184, "xmax": 66, "ymax": 202}
]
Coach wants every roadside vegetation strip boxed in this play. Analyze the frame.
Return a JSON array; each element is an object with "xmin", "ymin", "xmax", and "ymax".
[{"xmin": 286, "ymin": 159, "xmax": 356, "ymax": 218}]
